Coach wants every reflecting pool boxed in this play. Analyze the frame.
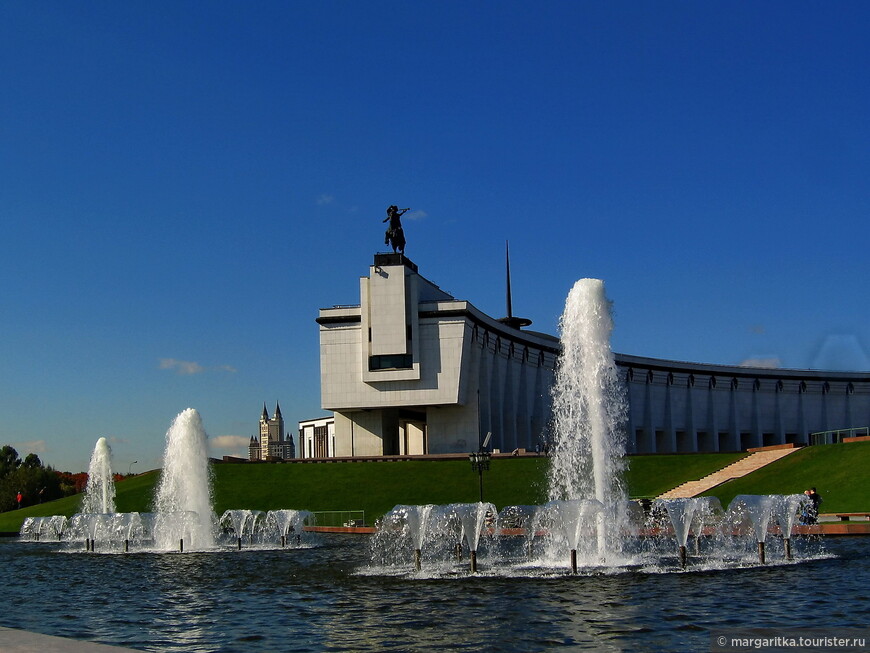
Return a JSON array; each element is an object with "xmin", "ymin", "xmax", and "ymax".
[{"xmin": 1, "ymin": 535, "xmax": 867, "ymax": 652}]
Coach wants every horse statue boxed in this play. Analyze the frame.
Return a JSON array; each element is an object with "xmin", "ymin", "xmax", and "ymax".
[{"xmin": 383, "ymin": 205, "xmax": 409, "ymax": 254}]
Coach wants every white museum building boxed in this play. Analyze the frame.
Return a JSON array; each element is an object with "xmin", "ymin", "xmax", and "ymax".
[{"xmin": 315, "ymin": 253, "xmax": 870, "ymax": 457}]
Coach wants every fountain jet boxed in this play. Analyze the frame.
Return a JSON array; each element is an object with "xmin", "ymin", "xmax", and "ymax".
[
  {"xmin": 81, "ymin": 437, "xmax": 116, "ymax": 515},
  {"xmin": 547, "ymin": 279, "xmax": 628, "ymax": 560},
  {"xmin": 153, "ymin": 408, "xmax": 216, "ymax": 551}
]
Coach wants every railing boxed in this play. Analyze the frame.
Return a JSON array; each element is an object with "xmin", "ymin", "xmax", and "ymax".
[
  {"xmin": 809, "ymin": 426, "xmax": 869, "ymax": 445},
  {"xmin": 311, "ymin": 510, "xmax": 366, "ymax": 527}
]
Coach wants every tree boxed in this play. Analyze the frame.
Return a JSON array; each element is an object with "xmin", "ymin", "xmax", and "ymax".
[
  {"xmin": 0, "ymin": 446, "xmax": 66, "ymax": 512},
  {"xmin": 0, "ymin": 445, "xmax": 20, "ymax": 478}
]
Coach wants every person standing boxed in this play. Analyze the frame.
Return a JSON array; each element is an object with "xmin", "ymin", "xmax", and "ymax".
[{"xmin": 807, "ymin": 487, "xmax": 823, "ymax": 523}]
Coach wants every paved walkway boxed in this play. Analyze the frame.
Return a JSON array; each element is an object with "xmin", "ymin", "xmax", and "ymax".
[
  {"xmin": 0, "ymin": 627, "xmax": 140, "ymax": 652},
  {"xmin": 657, "ymin": 447, "xmax": 799, "ymax": 498}
]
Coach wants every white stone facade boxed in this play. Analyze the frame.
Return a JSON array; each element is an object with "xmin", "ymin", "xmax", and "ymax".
[{"xmin": 620, "ymin": 354, "xmax": 870, "ymax": 453}]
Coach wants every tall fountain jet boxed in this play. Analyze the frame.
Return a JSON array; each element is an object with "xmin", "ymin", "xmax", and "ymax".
[
  {"xmin": 546, "ymin": 278, "xmax": 628, "ymax": 558},
  {"xmin": 81, "ymin": 437, "xmax": 116, "ymax": 515},
  {"xmin": 153, "ymin": 408, "xmax": 216, "ymax": 551}
]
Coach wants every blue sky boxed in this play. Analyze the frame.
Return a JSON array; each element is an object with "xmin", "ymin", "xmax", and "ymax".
[{"xmin": 2, "ymin": 2, "xmax": 869, "ymax": 472}]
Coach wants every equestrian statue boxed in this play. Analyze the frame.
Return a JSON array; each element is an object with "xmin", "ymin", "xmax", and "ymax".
[{"xmin": 383, "ymin": 205, "xmax": 410, "ymax": 254}]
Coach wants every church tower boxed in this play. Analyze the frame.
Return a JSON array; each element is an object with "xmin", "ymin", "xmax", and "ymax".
[{"xmin": 259, "ymin": 402, "xmax": 287, "ymax": 460}]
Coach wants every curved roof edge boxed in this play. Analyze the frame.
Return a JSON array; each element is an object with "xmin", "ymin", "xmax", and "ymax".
[
  {"xmin": 419, "ymin": 299, "xmax": 561, "ymax": 353},
  {"xmin": 615, "ymin": 352, "xmax": 870, "ymax": 381}
]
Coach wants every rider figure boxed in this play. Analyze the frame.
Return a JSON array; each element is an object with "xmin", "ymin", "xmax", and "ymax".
[{"xmin": 383, "ymin": 205, "xmax": 409, "ymax": 253}]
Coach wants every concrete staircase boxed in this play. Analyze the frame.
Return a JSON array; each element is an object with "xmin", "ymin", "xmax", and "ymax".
[{"xmin": 657, "ymin": 446, "xmax": 800, "ymax": 499}]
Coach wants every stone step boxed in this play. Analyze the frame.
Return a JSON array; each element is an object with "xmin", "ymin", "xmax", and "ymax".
[{"xmin": 657, "ymin": 448, "xmax": 799, "ymax": 499}]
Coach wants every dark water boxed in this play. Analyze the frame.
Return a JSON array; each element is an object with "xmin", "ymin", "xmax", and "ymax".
[{"xmin": 1, "ymin": 535, "xmax": 867, "ymax": 652}]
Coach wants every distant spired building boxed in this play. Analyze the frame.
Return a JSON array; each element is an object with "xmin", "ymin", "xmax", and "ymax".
[{"xmin": 248, "ymin": 403, "xmax": 296, "ymax": 461}]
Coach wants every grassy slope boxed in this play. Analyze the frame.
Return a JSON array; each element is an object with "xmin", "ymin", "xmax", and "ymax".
[
  {"xmin": 208, "ymin": 453, "xmax": 749, "ymax": 517},
  {"xmin": 702, "ymin": 441, "xmax": 870, "ymax": 513},
  {"xmin": 211, "ymin": 459, "xmax": 550, "ymax": 521},
  {"xmin": 2, "ymin": 445, "xmax": 866, "ymax": 531},
  {"xmin": 624, "ymin": 452, "xmax": 746, "ymax": 498}
]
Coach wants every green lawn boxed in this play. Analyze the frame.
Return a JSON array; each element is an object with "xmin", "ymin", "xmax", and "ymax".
[
  {"xmin": 2, "ymin": 444, "xmax": 867, "ymax": 532},
  {"xmin": 212, "ymin": 459, "xmax": 551, "ymax": 521}
]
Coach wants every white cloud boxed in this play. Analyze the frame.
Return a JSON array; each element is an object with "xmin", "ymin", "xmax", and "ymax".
[
  {"xmin": 160, "ymin": 358, "xmax": 205, "ymax": 375},
  {"xmin": 316, "ymin": 194, "xmax": 335, "ymax": 205},
  {"xmin": 739, "ymin": 357, "xmax": 782, "ymax": 369},
  {"xmin": 12, "ymin": 440, "xmax": 47, "ymax": 454},
  {"xmin": 405, "ymin": 209, "xmax": 427, "ymax": 221},
  {"xmin": 211, "ymin": 435, "xmax": 250, "ymax": 449},
  {"xmin": 159, "ymin": 359, "xmax": 236, "ymax": 375},
  {"xmin": 209, "ymin": 435, "xmax": 250, "ymax": 458}
]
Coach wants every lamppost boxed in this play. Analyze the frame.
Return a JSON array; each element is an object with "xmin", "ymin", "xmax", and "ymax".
[
  {"xmin": 128, "ymin": 461, "xmax": 138, "ymax": 476},
  {"xmin": 468, "ymin": 432, "xmax": 493, "ymax": 502},
  {"xmin": 468, "ymin": 450, "xmax": 491, "ymax": 502}
]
